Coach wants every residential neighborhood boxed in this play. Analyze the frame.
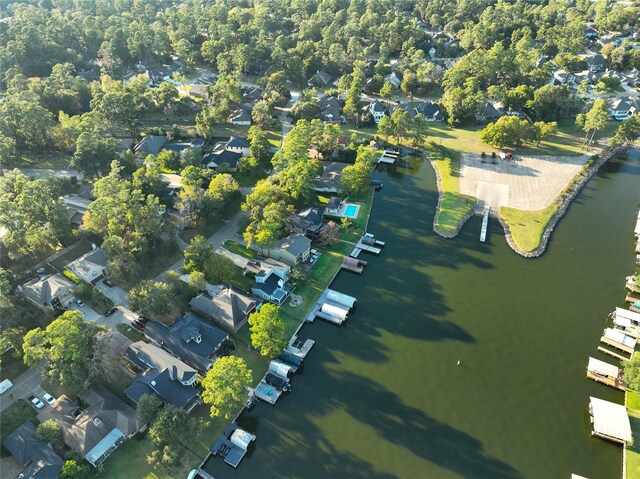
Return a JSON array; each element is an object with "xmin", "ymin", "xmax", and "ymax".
[{"xmin": 1, "ymin": 1, "xmax": 640, "ymax": 479}]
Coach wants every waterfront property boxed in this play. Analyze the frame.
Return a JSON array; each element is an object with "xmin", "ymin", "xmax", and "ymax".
[
  {"xmin": 306, "ymin": 288, "xmax": 357, "ymax": 325},
  {"xmin": 589, "ymin": 396, "xmax": 633, "ymax": 445},
  {"xmin": 263, "ymin": 234, "xmax": 312, "ymax": 266},
  {"xmin": 251, "ymin": 264, "xmax": 293, "ymax": 306},
  {"xmin": 143, "ymin": 313, "xmax": 229, "ymax": 373},
  {"xmin": 586, "ymin": 357, "xmax": 626, "ymax": 391},
  {"xmin": 189, "ymin": 286, "xmax": 260, "ymax": 332}
]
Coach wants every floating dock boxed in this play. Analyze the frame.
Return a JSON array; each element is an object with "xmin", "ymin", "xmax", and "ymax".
[
  {"xmin": 378, "ymin": 149, "xmax": 400, "ymax": 164},
  {"xmin": 597, "ymin": 346, "xmax": 629, "ymax": 361},
  {"xmin": 351, "ymin": 233, "xmax": 385, "ymax": 257},
  {"xmin": 286, "ymin": 337, "xmax": 315, "ymax": 359},
  {"xmin": 209, "ymin": 423, "xmax": 256, "ymax": 469},
  {"xmin": 480, "ymin": 208, "xmax": 490, "ymax": 242},
  {"xmin": 253, "ymin": 381, "xmax": 282, "ymax": 404},
  {"xmin": 611, "ymin": 307, "xmax": 640, "ymax": 338},
  {"xmin": 586, "ymin": 357, "xmax": 626, "ymax": 391}
]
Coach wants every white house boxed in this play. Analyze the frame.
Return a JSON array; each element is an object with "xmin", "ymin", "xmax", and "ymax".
[
  {"xmin": 610, "ymin": 97, "xmax": 640, "ymax": 120},
  {"xmin": 368, "ymin": 100, "xmax": 386, "ymax": 123}
]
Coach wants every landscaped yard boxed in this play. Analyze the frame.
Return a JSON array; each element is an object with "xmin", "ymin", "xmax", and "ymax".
[
  {"xmin": 48, "ymin": 241, "xmax": 93, "ymax": 272},
  {"xmin": 223, "ymin": 240, "xmax": 255, "ymax": 259},
  {"xmin": 627, "ymin": 411, "xmax": 640, "ymax": 479},
  {"xmin": 0, "ymin": 400, "xmax": 38, "ymax": 442},
  {"xmin": 425, "ymin": 143, "xmax": 476, "ymax": 235},
  {"xmin": 500, "ymin": 204, "xmax": 559, "ymax": 253},
  {"xmin": 116, "ymin": 323, "xmax": 148, "ymax": 343},
  {"xmin": 180, "ymin": 196, "xmax": 243, "ymax": 243}
]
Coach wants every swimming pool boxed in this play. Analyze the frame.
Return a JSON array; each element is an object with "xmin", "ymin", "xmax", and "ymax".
[{"xmin": 343, "ymin": 204, "xmax": 359, "ymax": 218}]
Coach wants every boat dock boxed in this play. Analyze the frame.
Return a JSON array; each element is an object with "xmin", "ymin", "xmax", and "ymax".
[
  {"xmin": 597, "ymin": 346, "xmax": 629, "ymax": 361},
  {"xmin": 253, "ymin": 380, "xmax": 282, "ymax": 404},
  {"xmin": 342, "ymin": 256, "xmax": 368, "ymax": 274},
  {"xmin": 286, "ymin": 337, "xmax": 315, "ymax": 359},
  {"xmin": 480, "ymin": 208, "xmax": 490, "ymax": 242},
  {"xmin": 611, "ymin": 307, "xmax": 640, "ymax": 338},
  {"xmin": 350, "ymin": 233, "xmax": 385, "ymax": 257},
  {"xmin": 378, "ymin": 149, "xmax": 400, "ymax": 164},
  {"xmin": 600, "ymin": 328, "xmax": 636, "ymax": 356},
  {"xmin": 586, "ymin": 357, "xmax": 626, "ymax": 391},
  {"xmin": 209, "ymin": 423, "xmax": 256, "ymax": 469},
  {"xmin": 306, "ymin": 288, "xmax": 357, "ymax": 325}
]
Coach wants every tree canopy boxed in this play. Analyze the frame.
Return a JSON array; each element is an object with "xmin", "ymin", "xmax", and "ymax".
[
  {"xmin": 201, "ymin": 356, "xmax": 253, "ymax": 419},
  {"xmin": 248, "ymin": 303, "xmax": 288, "ymax": 358}
]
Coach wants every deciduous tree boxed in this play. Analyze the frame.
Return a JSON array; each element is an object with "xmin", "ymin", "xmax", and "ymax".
[
  {"xmin": 248, "ymin": 303, "xmax": 287, "ymax": 358},
  {"xmin": 201, "ymin": 356, "xmax": 253, "ymax": 419}
]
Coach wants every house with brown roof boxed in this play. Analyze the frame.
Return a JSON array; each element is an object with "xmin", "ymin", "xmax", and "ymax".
[
  {"xmin": 190, "ymin": 286, "xmax": 260, "ymax": 332},
  {"xmin": 38, "ymin": 385, "xmax": 141, "ymax": 467}
]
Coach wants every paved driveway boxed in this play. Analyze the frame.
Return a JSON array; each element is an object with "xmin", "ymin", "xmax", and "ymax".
[
  {"xmin": 68, "ymin": 302, "xmax": 101, "ymax": 323},
  {"xmin": 96, "ymin": 282, "xmax": 129, "ymax": 307},
  {"xmin": 0, "ymin": 368, "xmax": 41, "ymax": 412}
]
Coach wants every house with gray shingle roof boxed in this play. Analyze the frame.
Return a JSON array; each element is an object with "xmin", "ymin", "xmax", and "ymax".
[
  {"xmin": 38, "ymin": 385, "xmax": 141, "ymax": 467},
  {"xmin": 124, "ymin": 341, "xmax": 201, "ymax": 411},
  {"xmin": 2, "ymin": 421, "xmax": 64, "ymax": 479},
  {"xmin": 610, "ymin": 97, "xmax": 640, "ymax": 120},
  {"xmin": 190, "ymin": 286, "xmax": 260, "ymax": 332},
  {"xmin": 65, "ymin": 247, "xmax": 108, "ymax": 284},
  {"xmin": 264, "ymin": 234, "xmax": 312, "ymax": 266},
  {"xmin": 19, "ymin": 273, "xmax": 75, "ymax": 309},
  {"xmin": 133, "ymin": 135, "xmax": 168, "ymax": 155}
]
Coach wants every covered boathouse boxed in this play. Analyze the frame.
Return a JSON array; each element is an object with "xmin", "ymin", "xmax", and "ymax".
[{"xmin": 589, "ymin": 397, "xmax": 633, "ymax": 445}]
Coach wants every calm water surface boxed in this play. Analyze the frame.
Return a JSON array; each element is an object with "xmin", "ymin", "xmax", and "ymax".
[{"xmin": 208, "ymin": 150, "xmax": 640, "ymax": 479}]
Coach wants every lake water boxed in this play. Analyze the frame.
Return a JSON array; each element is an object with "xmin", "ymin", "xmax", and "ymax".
[{"xmin": 206, "ymin": 150, "xmax": 640, "ymax": 479}]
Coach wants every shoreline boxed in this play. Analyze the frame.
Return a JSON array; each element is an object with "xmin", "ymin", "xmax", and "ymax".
[{"xmin": 425, "ymin": 145, "xmax": 629, "ymax": 258}]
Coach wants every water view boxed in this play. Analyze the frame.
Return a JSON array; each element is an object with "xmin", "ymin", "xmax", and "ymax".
[{"xmin": 206, "ymin": 150, "xmax": 640, "ymax": 479}]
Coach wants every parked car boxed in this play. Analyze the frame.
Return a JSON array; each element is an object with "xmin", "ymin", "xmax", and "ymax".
[
  {"xmin": 137, "ymin": 316, "xmax": 149, "ymax": 324},
  {"xmin": 0, "ymin": 379, "xmax": 13, "ymax": 394},
  {"xmin": 102, "ymin": 278, "xmax": 113, "ymax": 287},
  {"xmin": 29, "ymin": 396, "xmax": 45, "ymax": 409},
  {"xmin": 75, "ymin": 298, "xmax": 85, "ymax": 307},
  {"xmin": 42, "ymin": 392, "xmax": 56, "ymax": 406},
  {"xmin": 132, "ymin": 320, "xmax": 145, "ymax": 331},
  {"xmin": 104, "ymin": 307, "xmax": 117, "ymax": 317}
]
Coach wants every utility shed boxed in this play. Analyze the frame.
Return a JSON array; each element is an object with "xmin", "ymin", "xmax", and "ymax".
[{"xmin": 589, "ymin": 396, "xmax": 633, "ymax": 444}]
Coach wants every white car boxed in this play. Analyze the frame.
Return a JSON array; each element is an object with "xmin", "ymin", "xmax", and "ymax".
[
  {"xmin": 75, "ymin": 298, "xmax": 85, "ymax": 307},
  {"xmin": 42, "ymin": 392, "xmax": 56, "ymax": 406},
  {"xmin": 29, "ymin": 396, "xmax": 45, "ymax": 409}
]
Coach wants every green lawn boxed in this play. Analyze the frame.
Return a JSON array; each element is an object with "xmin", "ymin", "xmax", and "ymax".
[
  {"xmin": 14, "ymin": 150, "xmax": 73, "ymax": 170},
  {"xmin": 116, "ymin": 323, "xmax": 148, "ymax": 343},
  {"xmin": 499, "ymin": 204, "xmax": 559, "ymax": 253},
  {"xmin": 223, "ymin": 240, "xmax": 255, "ymax": 259},
  {"xmin": 180, "ymin": 196, "xmax": 243, "ymax": 243},
  {"xmin": 627, "ymin": 390, "xmax": 640, "ymax": 411},
  {"xmin": 627, "ymin": 411, "xmax": 640, "ymax": 479},
  {"xmin": 425, "ymin": 143, "xmax": 477, "ymax": 235},
  {"xmin": 48, "ymin": 241, "xmax": 93, "ymax": 272},
  {"xmin": 233, "ymin": 167, "xmax": 269, "ymax": 187},
  {"xmin": 426, "ymin": 120, "xmax": 619, "ymax": 157}
]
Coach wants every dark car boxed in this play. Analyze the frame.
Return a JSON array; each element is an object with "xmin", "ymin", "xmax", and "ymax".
[
  {"xmin": 104, "ymin": 307, "xmax": 117, "ymax": 317},
  {"xmin": 137, "ymin": 316, "xmax": 149, "ymax": 324},
  {"xmin": 132, "ymin": 320, "xmax": 145, "ymax": 331},
  {"xmin": 102, "ymin": 278, "xmax": 113, "ymax": 287}
]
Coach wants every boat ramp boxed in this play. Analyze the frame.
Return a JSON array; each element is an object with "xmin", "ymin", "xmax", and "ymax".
[
  {"xmin": 350, "ymin": 233, "xmax": 385, "ymax": 258},
  {"xmin": 306, "ymin": 288, "xmax": 357, "ymax": 326},
  {"xmin": 480, "ymin": 208, "xmax": 490, "ymax": 242},
  {"xmin": 586, "ymin": 357, "xmax": 626, "ymax": 391}
]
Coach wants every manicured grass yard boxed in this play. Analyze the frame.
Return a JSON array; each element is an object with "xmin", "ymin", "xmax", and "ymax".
[
  {"xmin": 425, "ymin": 143, "xmax": 476, "ymax": 235},
  {"xmin": 223, "ymin": 240, "xmax": 256, "ymax": 259},
  {"xmin": 49, "ymin": 241, "xmax": 93, "ymax": 272},
  {"xmin": 627, "ymin": 411, "xmax": 640, "ymax": 479},
  {"xmin": 116, "ymin": 323, "xmax": 148, "ymax": 343},
  {"xmin": 499, "ymin": 204, "xmax": 559, "ymax": 253}
]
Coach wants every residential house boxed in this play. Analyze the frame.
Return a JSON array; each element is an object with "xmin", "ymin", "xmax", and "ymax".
[
  {"xmin": 585, "ymin": 53, "xmax": 606, "ymax": 72},
  {"xmin": 124, "ymin": 341, "xmax": 201, "ymax": 411},
  {"xmin": 187, "ymin": 83, "xmax": 209, "ymax": 101},
  {"xmin": 363, "ymin": 59, "xmax": 378, "ymax": 77},
  {"xmin": 243, "ymin": 86, "xmax": 263, "ymax": 103},
  {"xmin": 289, "ymin": 207, "xmax": 324, "ymax": 239},
  {"xmin": 229, "ymin": 105, "xmax": 252, "ymax": 125},
  {"xmin": 65, "ymin": 247, "xmax": 108, "ymax": 284},
  {"xmin": 552, "ymin": 69, "xmax": 574, "ymax": 85},
  {"xmin": 251, "ymin": 265, "xmax": 293, "ymax": 306},
  {"xmin": 144, "ymin": 313, "xmax": 229, "ymax": 372},
  {"xmin": 318, "ymin": 97, "xmax": 345, "ymax": 124},
  {"xmin": 476, "ymin": 102, "xmax": 504, "ymax": 122},
  {"xmin": 20, "ymin": 273, "xmax": 75, "ymax": 309},
  {"xmin": 610, "ymin": 97, "xmax": 640, "ymax": 120},
  {"xmin": 573, "ymin": 69, "xmax": 601, "ymax": 85},
  {"xmin": 264, "ymin": 234, "xmax": 312, "ymax": 266},
  {"xmin": 324, "ymin": 196, "xmax": 342, "ymax": 216},
  {"xmin": 585, "ymin": 26, "xmax": 599, "ymax": 40},
  {"xmin": 414, "ymin": 101, "xmax": 446, "ymax": 121},
  {"xmin": 312, "ymin": 162, "xmax": 350, "ymax": 194},
  {"xmin": 133, "ymin": 135, "xmax": 168, "ymax": 155},
  {"xmin": 62, "ymin": 195, "xmax": 92, "ymax": 225},
  {"xmin": 368, "ymin": 100, "xmax": 387, "ymax": 123},
  {"xmin": 189, "ymin": 286, "xmax": 260, "ymax": 332},
  {"xmin": 161, "ymin": 173, "xmax": 182, "ymax": 199},
  {"xmin": 2, "ymin": 421, "xmax": 64, "ymax": 479},
  {"xmin": 308, "ymin": 70, "xmax": 333, "ymax": 88},
  {"xmin": 384, "ymin": 71, "xmax": 403, "ymax": 89},
  {"xmin": 201, "ymin": 149, "xmax": 242, "ymax": 171},
  {"xmin": 163, "ymin": 138, "xmax": 205, "ymax": 156},
  {"xmin": 222, "ymin": 136, "xmax": 251, "ymax": 157},
  {"xmin": 37, "ymin": 385, "xmax": 141, "ymax": 467},
  {"xmin": 389, "ymin": 101, "xmax": 415, "ymax": 119}
]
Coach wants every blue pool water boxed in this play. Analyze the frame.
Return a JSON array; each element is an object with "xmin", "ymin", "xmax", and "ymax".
[{"xmin": 343, "ymin": 204, "xmax": 359, "ymax": 218}]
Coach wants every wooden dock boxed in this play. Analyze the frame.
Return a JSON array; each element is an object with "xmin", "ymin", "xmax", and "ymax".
[
  {"xmin": 480, "ymin": 208, "xmax": 490, "ymax": 242},
  {"xmin": 587, "ymin": 370, "xmax": 626, "ymax": 391},
  {"xmin": 597, "ymin": 346, "xmax": 629, "ymax": 361}
]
